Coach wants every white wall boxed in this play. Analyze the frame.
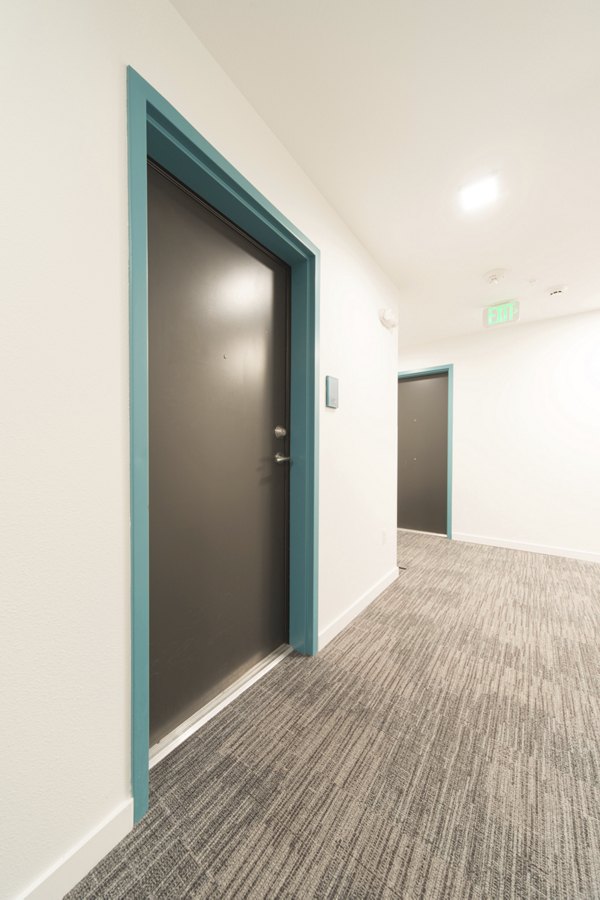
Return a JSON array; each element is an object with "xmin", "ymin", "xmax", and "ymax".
[
  {"xmin": 399, "ymin": 311, "xmax": 600, "ymax": 561},
  {"xmin": 0, "ymin": 2, "xmax": 400, "ymax": 897}
]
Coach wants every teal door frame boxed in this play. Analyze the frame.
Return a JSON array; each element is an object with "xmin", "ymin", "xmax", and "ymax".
[
  {"xmin": 397, "ymin": 365, "xmax": 454, "ymax": 538},
  {"xmin": 127, "ymin": 68, "xmax": 319, "ymax": 821}
]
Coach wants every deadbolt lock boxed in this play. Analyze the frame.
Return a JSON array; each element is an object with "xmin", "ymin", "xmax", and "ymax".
[{"xmin": 274, "ymin": 425, "xmax": 287, "ymax": 439}]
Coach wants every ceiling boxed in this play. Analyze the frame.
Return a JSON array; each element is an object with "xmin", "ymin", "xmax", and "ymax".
[{"xmin": 171, "ymin": 0, "xmax": 600, "ymax": 345}]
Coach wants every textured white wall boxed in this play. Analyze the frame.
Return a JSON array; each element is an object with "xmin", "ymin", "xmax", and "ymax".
[
  {"xmin": 399, "ymin": 312, "xmax": 600, "ymax": 560},
  {"xmin": 0, "ymin": 2, "xmax": 400, "ymax": 896}
]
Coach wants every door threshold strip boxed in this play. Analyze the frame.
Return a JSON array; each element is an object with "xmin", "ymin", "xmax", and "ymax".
[
  {"xmin": 397, "ymin": 527, "xmax": 448, "ymax": 538},
  {"xmin": 149, "ymin": 644, "xmax": 293, "ymax": 769}
]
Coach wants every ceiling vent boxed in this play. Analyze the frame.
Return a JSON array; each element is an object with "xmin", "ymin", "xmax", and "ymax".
[{"xmin": 547, "ymin": 285, "xmax": 567, "ymax": 297}]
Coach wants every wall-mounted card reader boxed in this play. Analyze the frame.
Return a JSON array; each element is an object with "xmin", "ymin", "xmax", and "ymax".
[{"xmin": 325, "ymin": 376, "xmax": 339, "ymax": 409}]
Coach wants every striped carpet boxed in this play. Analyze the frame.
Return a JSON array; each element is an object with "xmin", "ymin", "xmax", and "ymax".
[{"xmin": 68, "ymin": 532, "xmax": 600, "ymax": 898}]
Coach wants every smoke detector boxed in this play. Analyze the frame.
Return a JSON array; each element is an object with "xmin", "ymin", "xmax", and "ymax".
[{"xmin": 485, "ymin": 268, "xmax": 507, "ymax": 286}]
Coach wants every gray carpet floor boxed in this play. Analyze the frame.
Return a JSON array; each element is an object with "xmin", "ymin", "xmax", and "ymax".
[{"xmin": 68, "ymin": 532, "xmax": 600, "ymax": 899}]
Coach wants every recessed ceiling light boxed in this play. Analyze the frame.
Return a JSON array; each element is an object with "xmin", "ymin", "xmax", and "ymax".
[{"xmin": 459, "ymin": 175, "xmax": 499, "ymax": 212}]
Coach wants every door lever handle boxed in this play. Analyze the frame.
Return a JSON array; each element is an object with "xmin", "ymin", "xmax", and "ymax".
[{"xmin": 274, "ymin": 453, "xmax": 291, "ymax": 464}]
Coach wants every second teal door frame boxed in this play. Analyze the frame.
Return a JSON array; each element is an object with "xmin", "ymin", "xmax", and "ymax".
[
  {"xmin": 397, "ymin": 365, "xmax": 454, "ymax": 538},
  {"xmin": 127, "ymin": 68, "xmax": 320, "ymax": 822}
]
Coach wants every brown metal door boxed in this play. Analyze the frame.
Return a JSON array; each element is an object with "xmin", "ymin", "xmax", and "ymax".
[
  {"xmin": 397, "ymin": 373, "xmax": 448, "ymax": 535},
  {"xmin": 148, "ymin": 162, "xmax": 290, "ymax": 745}
]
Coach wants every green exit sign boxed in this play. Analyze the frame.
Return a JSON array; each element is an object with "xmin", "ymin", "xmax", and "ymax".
[{"xmin": 484, "ymin": 299, "xmax": 520, "ymax": 328}]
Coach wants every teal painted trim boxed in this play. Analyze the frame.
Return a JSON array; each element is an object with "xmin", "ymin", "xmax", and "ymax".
[
  {"xmin": 127, "ymin": 68, "xmax": 150, "ymax": 823},
  {"xmin": 397, "ymin": 365, "xmax": 454, "ymax": 539},
  {"xmin": 146, "ymin": 114, "xmax": 314, "ymax": 263},
  {"xmin": 288, "ymin": 257, "xmax": 319, "ymax": 653},
  {"xmin": 127, "ymin": 68, "xmax": 319, "ymax": 822},
  {"xmin": 446, "ymin": 365, "xmax": 454, "ymax": 539}
]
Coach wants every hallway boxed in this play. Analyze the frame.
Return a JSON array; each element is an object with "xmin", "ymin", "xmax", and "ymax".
[{"xmin": 69, "ymin": 533, "xmax": 600, "ymax": 898}]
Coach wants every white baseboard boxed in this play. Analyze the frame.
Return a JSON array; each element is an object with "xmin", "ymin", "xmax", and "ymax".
[
  {"xmin": 19, "ymin": 799, "xmax": 133, "ymax": 900},
  {"xmin": 453, "ymin": 532, "xmax": 600, "ymax": 564},
  {"xmin": 318, "ymin": 567, "xmax": 399, "ymax": 650}
]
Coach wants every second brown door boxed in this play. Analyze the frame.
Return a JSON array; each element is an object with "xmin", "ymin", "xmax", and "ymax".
[{"xmin": 397, "ymin": 373, "xmax": 448, "ymax": 535}]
